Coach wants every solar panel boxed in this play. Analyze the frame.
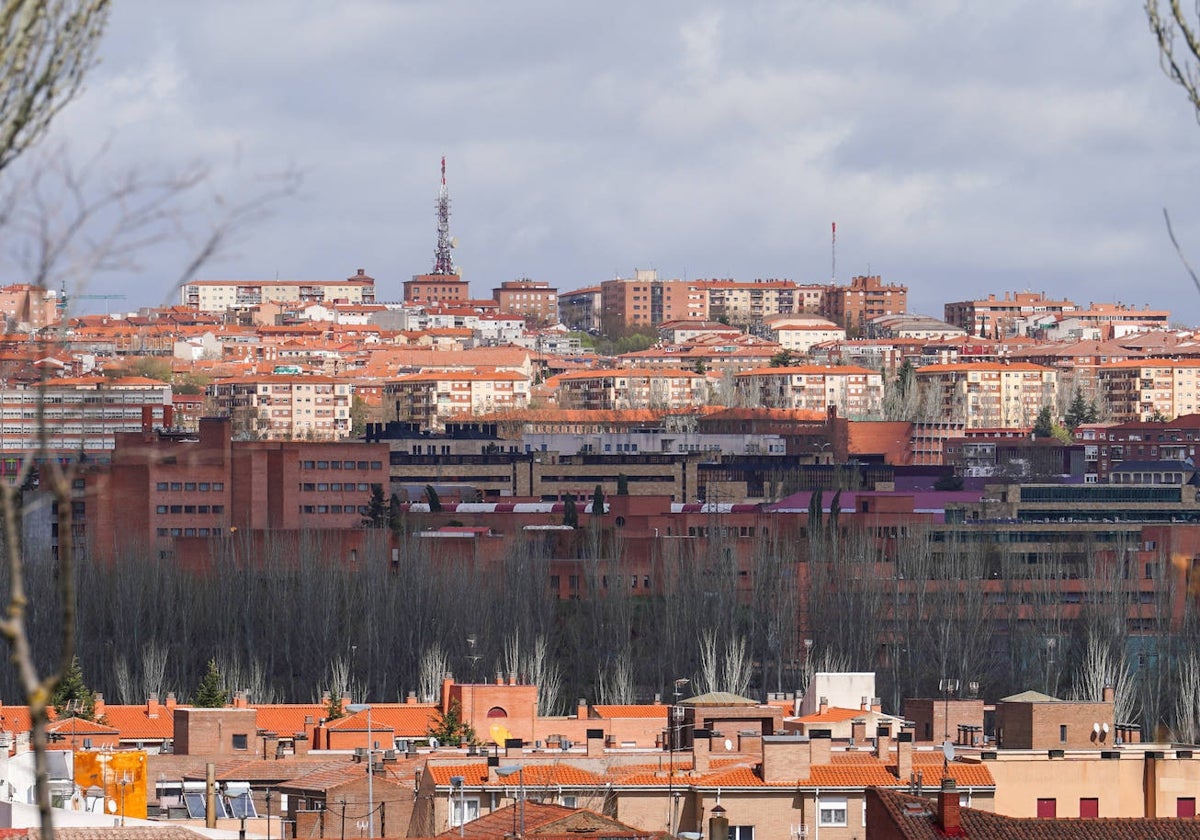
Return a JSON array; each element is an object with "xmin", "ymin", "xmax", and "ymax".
[
  {"xmin": 184, "ymin": 792, "xmax": 230, "ymax": 819},
  {"xmin": 228, "ymin": 792, "xmax": 257, "ymax": 819}
]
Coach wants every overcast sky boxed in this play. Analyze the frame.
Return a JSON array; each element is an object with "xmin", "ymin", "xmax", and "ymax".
[{"xmin": 18, "ymin": 0, "xmax": 1200, "ymax": 324}]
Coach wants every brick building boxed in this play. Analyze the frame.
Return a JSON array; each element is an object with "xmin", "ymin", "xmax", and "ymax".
[
  {"xmin": 81, "ymin": 417, "xmax": 390, "ymax": 562},
  {"xmin": 209, "ymin": 373, "xmax": 353, "ymax": 440},
  {"xmin": 944, "ymin": 291, "xmax": 1076, "ymax": 339},
  {"xmin": 403, "ymin": 273, "xmax": 470, "ymax": 306},
  {"xmin": 491, "ymin": 279, "xmax": 558, "ymax": 324},
  {"xmin": 821, "ymin": 274, "xmax": 907, "ymax": 334}
]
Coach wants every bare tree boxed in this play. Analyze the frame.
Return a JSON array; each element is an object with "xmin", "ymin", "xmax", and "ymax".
[
  {"xmin": 1147, "ymin": 0, "xmax": 1200, "ymax": 122},
  {"xmin": 0, "ymin": 0, "xmax": 109, "ymax": 175}
]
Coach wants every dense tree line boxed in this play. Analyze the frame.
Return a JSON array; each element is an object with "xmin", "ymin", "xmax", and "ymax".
[{"xmin": 3, "ymin": 515, "xmax": 1199, "ymax": 740}]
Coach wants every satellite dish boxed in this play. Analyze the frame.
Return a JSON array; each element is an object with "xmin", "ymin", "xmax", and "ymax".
[
  {"xmin": 941, "ymin": 739, "xmax": 955, "ymax": 762},
  {"xmin": 1102, "ymin": 722, "xmax": 1110, "ymax": 733},
  {"xmin": 429, "ymin": 737, "xmax": 439, "ymax": 749},
  {"xmin": 1093, "ymin": 722, "xmax": 1101, "ymax": 734},
  {"xmin": 724, "ymin": 739, "xmax": 733, "ymax": 752},
  {"xmin": 106, "ymin": 799, "xmax": 117, "ymax": 814}
]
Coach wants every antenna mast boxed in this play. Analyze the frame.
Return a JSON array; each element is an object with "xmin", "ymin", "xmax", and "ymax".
[
  {"xmin": 432, "ymin": 156, "xmax": 456, "ymax": 276},
  {"xmin": 831, "ymin": 221, "xmax": 837, "ymax": 283}
]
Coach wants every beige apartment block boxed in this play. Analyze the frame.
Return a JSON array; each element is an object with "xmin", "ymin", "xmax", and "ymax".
[
  {"xmin": 1098, "ymin": 359, "xmax": 1200, "ymax": 421},
  {"xmin": 385, "ymin": 370, "xmax": 531, "ymax": 431},
  {"xmin": 914, "ymin": 362, "xmax": 1057, "ymax": 429},
  {"xmin": 210, "ymin": 374, "xmax": 353, "ymax": 440},
  {"xmin": 552, "ymin": 370, "xmax": 706, "ymax": 411},
  {"xmin": 735, "ymin": 365, "xmax": 884, "ymax": 418},
  {"xmin": 183, "ymin": 270, "xmax": 376, "ymax": 312}
]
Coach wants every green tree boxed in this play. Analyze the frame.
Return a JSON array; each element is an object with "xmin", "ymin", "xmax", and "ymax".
[
  {"xmin": 1063, "ymin": 390, "xmax": 1098, "ymax": 430},
  {"xmin": 349, "ymin": 395, "xmax": 370, "ymax": 437},
  {"xmin": 807, "ymin": 488, "xmax": 823, "ymax": 536},
  {"xmin": 193, "ymin": 658, "xmax": 228, "ymax": 708},
  {"xmin": 326, "ymin": 693, "xmax": 344, "ymax": 720},
  {"xmin": 562, "ymin": 495, "xmax": 578, "ymax": 529},
  {"xmin": 591, "ymin": 484, "xmax": 604, "ymax": 516},
  {"xmin": 428, "ymin": 698, "xmax": 476, "ymax": 746},
  {"xmin": 1032, "ymin": 405, "xmax": 1055, "ymax": 438},
  {"xmin": 388, "ymin": 493, "xmax": 404, "ymax": 533},
  {"xmin": 362, "ymin": 484, "xmax": 387, "ymax": 527},
  {"xmin": 425, "ymin": 484, "xmax": 442, "ymax": 513},
  {"xmin": 51, "ymin": 656, "xmax": 95, "ymax": 721},
  {"xmin": 769, "ymin": 348, "xmax": 796, "ymax": 368},
  {"xmin": 693, "ymin": 358, "xmax": 706, "ymax": 374}
]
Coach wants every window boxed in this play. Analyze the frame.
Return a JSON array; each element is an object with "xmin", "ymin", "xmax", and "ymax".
[
  {"xmin": 1179, "ymin": 797, "xmax": 1196, "ymax": 818},
  {"xmin": 1036, "ymin": 798, "xmax": 1057, "ymax": 818},
  {"xmin": 819, "ymin": 796, "xmax": 848, "ymax": 827},
  {"xmin": 450, "ymin": 797, "xmax": 480, "ymax": 827},
  {"xmin": 1060, "ymin": 724, "xmax": 1067, "ymax": 743},
  {"xmin": 213, "ymin": 483, "xmax": 225, "ymax": 491},
  {"xmin": 231, "ymin": 733, "xmax": 248, "ymax": 750},
  {"xmin": 184, "ymin": 482, "xmax": 196, "ymax": 491},
  {"xmin": 728, "ymin": 828, "xmax": 754, "ymax": 840},
  {"xmin": 1080, "ymin": 798, "xmax": 1098, "ymax": 819},
  {"xmin": 156, "ymin": 505, "xmax": 167, "ymax": 514},
  {"xmin": 156, "ymin": 482, "xmax": 168, "ymax": 491},
  {"xmin": 170, "ymin": 482, "xmax": 182, "ymax": 491}
]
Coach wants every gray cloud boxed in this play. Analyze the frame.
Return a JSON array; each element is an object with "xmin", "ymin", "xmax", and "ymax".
[{"xmin": 11, "ymin": 0, "xmax": 1200, "ymax": 322}]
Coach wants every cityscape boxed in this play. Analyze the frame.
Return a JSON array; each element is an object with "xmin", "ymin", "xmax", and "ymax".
[{"xmin": 9, "ymin": 2, "xmax": 1200, "ymax": 840}]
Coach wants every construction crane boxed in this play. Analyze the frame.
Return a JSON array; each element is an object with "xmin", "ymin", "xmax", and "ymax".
[{"xmin": 55, "ymin": 283, "xmax": 126, "ymax": 314}]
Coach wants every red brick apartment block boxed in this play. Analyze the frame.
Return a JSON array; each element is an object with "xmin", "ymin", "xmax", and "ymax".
[{"xmin": 403, "ymin": 273, "xmax": 469, "ymax": 305}]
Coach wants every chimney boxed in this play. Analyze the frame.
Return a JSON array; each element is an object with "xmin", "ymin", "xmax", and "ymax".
[
  {"xmin": 818, "ymin": 696, "xmax": 829, "ymax": 715},
  {"xmin": 1103, "ymin": 684, "xmax": 1115, "ymax": 703},
  {"xmin": 709, "ymin": 805, "xmax": 729, "ymax": 840},
  {"xmin": 586, "ymin": 728, "xmax": 604, "ymax": 757},
  {"xmin": 809, "ymin": 728, "xmax": 832, "ymax": 767},
  {"xmin": 937, "ymin": 778, "xmax": 961, "ymax": 834},
  {"xmin": 166, "ymin": 692, "xmax": 177, "ymax": 712},
  {"xmin": 293, "ymin": 732, "xmax": 309, "ymax": 756},
  {"xmin": 861, "ymin": 696, "xmax": 871, "ymax": 712},
  {"xmin": 576, "ymin": 698, "xmax": 588, "ymax": 719},
  {"xmin": 508, "ymin": 672, "xmax": 517, "ymax": 686},
  {"xmin": 692, "ymin": 732, "xmax": 711, "ymax": 775},
  {"xmin": 850, "ymin": 719, "xmax": 866, "ymax": 744},
  {"xmin": 495, "ymin": 672, "xmax": 504, "ymax": 686},
  {"xmin": 792, "ymin": 690, "xmax": 802, "ymax": 717},
  {"xmin": 897, "ymin": 731, "xmax": 914, "ymax": 780},
  {"xmin": 762, "ymin": 736, "xmax": 811, "ymax": 783},
  {"xmin": 262, "ymin": 731, "xmax": 279, "ymax": 760},
  {"xmin": 93, "ymin": 693, "xmax": 105, "ymax": 719},
  {"xmin": 872, "ymin": 696, "xmax": 883, "ymax": 713},
  {"xmin": 441, "ymin": 674, "xmax": 454, "ymax": 713},
  {"xmin": 875, "ymin": 724, "xmax": 892, "ymax": 762},
  {"xmin": 147, "ymin": 693, "xmax": 160, "ymax": 720}
]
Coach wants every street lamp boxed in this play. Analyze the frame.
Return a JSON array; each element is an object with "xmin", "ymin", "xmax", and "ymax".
[
  {"xmin": 667, "ymin": 678, "xmax": 689, "ymax": 836},
  {"xmin": 347, "ymin": 704, "xmax": 375, "ymax": 838},
  {"xmin": 450, "ymin": 776, "xmax": 465, "ymax": 837},
  {"xmin": 495, "ymin": 765, "xmax": 525, "ymax": 838}
]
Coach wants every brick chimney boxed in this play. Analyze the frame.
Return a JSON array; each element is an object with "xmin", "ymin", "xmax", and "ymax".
[
  {"xmin": 293, "ymin": 732, "xmax": 309, "ymax": 756},
  {"xmin": 937, "ymin": 778, "xmax": 962, "ymax": 834},
  {"xmin": 93, "ymin": 693, "xmax": 105, "ymax": 719},
  {"xmin": 850, "ymin": 718, "xmax": 866, "ymax": 744},
  {"xmin": 762, "ymin": 736, "xmax": 811, "ymax": 783},
  {"xmin": 1103, "ymin": 684, "xmax": 1115, "ymax": 703},
  {"xmin": 808, "ymin": 728, "xmax": 832, "ymax": 767},
  {"xmin": 692, "ymin": 732, "xmax": 711, "ymax": 775},
  {"xmin": 166, "ymin": 692, "xmax": 177, "ymax": 713},
  {"xmin": 147, "ymin": 693, "xmax": 160, "ymax": 720},
  {"xmin": 861, "ymin": 696, "xmax": 871, "ymax": 712},
  {"xmin": 897, "ymin": 731, "xmax": 913, "ymax": 781},
  {"xmin": 576, "ymin": 698, "xmax": 588, "ymax": 719},
  {"xmin": 405, "ymin": 692, "xmax": 417, "ymax": 705},
  {"xmin": 441, "ymin": 674, "xmax": 454, "ymax": 712},
  {"xmin": 586, "ymin": 728, "xmax": 604, "ymax": 757},
  {"xmin": 818, "ymin": 696, "xmax": 829, "ymax": 715},
  {"xmin": 875, "ymin": 724, "xmax": 892, "ymax": 762}
]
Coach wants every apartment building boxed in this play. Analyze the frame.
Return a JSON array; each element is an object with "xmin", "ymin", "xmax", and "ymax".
[
  {"xmin": 695, "ymin": 278, "xmax": 799, "ymax": 324},
  {"xmin": 821, "ymin": 274, "xmax": 908, "ymax": 333},
  {"xmin": 0, "ymin": 283, "xmax": 61, "ymax": 330},
  {"xmin": 82, "ymin": 418, "xmax": 389, "ymax": 562},
  {"xmin": 913, "ymin": 362, "xmax": 1057, "ymax": 429},
  {"xmin": 0, "ymin": 376, "xmax": 173, "ymax": 461},
  {"xmin": 491, "ymin": 279, "xmax": 558, "ymax": 324},
  {"xmin": 598, "ymin": 270, "xmax": 706, "ymax": 332},
  {"xmin": 1089, "ymin": 414, "xmax": 1200, "ymax": 480},
  {"xmin": 384, "ymin": 370, "xmax": 531, "ymax": 431},
  {"xmin": 402, "ymin": 273, "xmax": 470, "ymax": 306},
  {"xmin": 182, "ymin": 269, "xmax": 376, "ymax": 313},
  {"xmin": 557, "ymin": 286, "xmax": 602, "ymax": 332},
  {"xmin": 209, "ymin": 374, "xmax": 353, "ymax": 440},
  {"xmin": 735, "ymin": 365, "xmax": 884, "ymax": 417},
  {"xmin": 764, "ymin": 315, "xmax": 846, "ymax": 352},
  {"xmin": 944, "ymin": 291, "xmax": 1077, "ymax": 338},
  {"xmin": 1096, "ymin": 359, "xmax": 1200, "ymax": 422},
  {"xmin": 552, "ymin": 369, "xmax": 706, "ymax": 411}
]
